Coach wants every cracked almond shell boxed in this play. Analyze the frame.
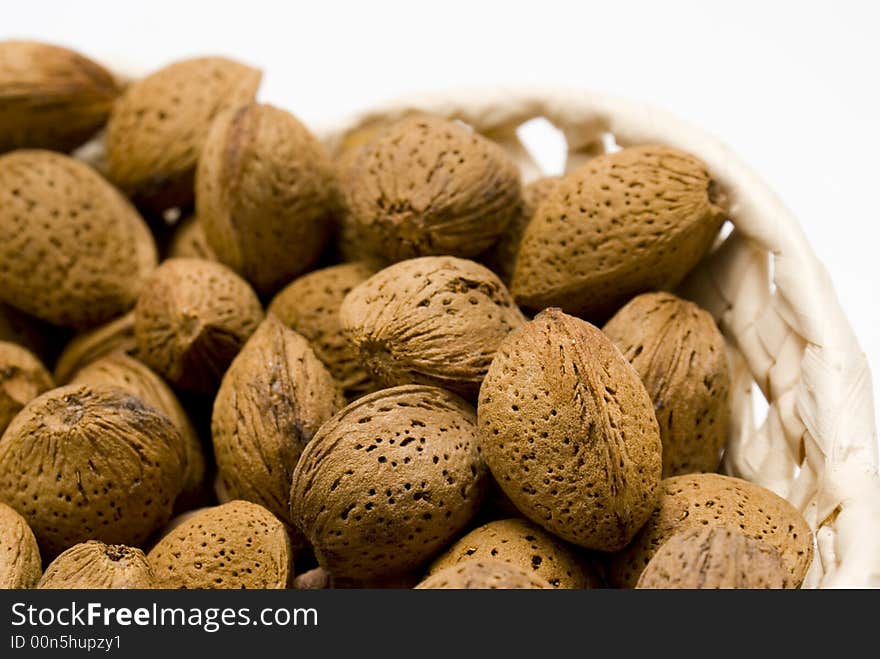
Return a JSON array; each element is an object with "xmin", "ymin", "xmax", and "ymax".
[
  {"xmin": 511, "ymin": 145, "xmax": 727, "ymax": 319},
  {"xmin": 197, "ymin": 103, "xmax": 338, "ymax": 295},
  {"xmin": 0, "ymin": 384, "xmax": 184, "ymax": 558},
  {"xmin": 428, "ymin": 518, "xmax": 598, "ymax": 589},
  {"xmin": 70, "ymin": 352, "xmax": 206, "ymax": 511},
  {"xmin": 290, "ymin": 385, "xmax": 488, "ymax": 580},
  {"xmin": 105, "ymin": 57, "xmax": 261, "ymax": 212},
  {"xmin": 268, "ymin": 262, "xmax": 377, "ymax": 399},
  {"xmin": 415, "ymin": 558, "xmax": 552, "ymax": 589},
  {"xmin": 53, "ymin": 312, "xmax": 137, "ymax": 384},
  {"xmin": 608, "ymin": 473, "xmax": 814, "ymax": 588},
  {"xmin": 0, "ymin": 501, "xmax": 41, "ymax": 589},
  {"xmin": 478, "ymin": 308, "xmax": 662, "ymax": 551},
  {"xmin": 212, "ymin": 316, "xmax": 343, "ymax": 547},
  {"xmin": 0, "ymin": 151, "xmax": 157, "ymax": 329},
  {"xmin": 0, "ymin": 40, "xmax": 119, "ymax": 153},
  {"xmin": 0, "ymin": 341, "xmax": 53, "ymax": 437},
  {"xmin": 148, "ymin": 500, "xmax": 292, "ymax": 589},
  {"xmin": 134, "ymin": 258, "xmax": 263, "ymax": 394},
  {"xmin": 635, "ymin": 526, "xmax": 794, "ymax": 589},
  {"xmin": 342, "ymin": 114, "xmax": 521, "ymax": 263},
  {"xmin": 340, "ymin": 256, "xmax": 525, "ymax": 399},
  {"xmin": 603, "ymin": 292, "xmax": 731, "ymax": 476},
  {"xmin": 37, "ymin": 541, "xmax": 158, "ymax": 589}
]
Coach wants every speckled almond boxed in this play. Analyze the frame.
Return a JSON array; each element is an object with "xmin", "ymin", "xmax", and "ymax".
[
  {"xmin": 290, "ymin": 385, "xmax": 488, "ymax": 580},
  {"xmin": 0, "ymin": 384, "xmax": 184, "ymax": 558},
  {"xmin": 148, "ymin": 500, "xmax": 292, "ymax": 589},
  {"xmin": 268, "ymin": 262, "xmax": 377, "ymax": 399},
  {"xmin": 478, "ymin": 308, "xmax": 662, "ymax": 551},
  {"xmin": 608, "ymin": 473, "xmax": 814, "ymax": 588},
  {"xmin": 428, "ymin": 518, "xmax": 598, "ymax": 589},
  {"xmin": 415, "ymin": 558, "xmax": 552, "ymax": 589},
  {"xmin": 0, "ymin": 341, "xmax": 53, "ymax": 437},
  {"xmin": 197, "ymin": 103, "xmax": 338, "ymax": 295},
  {"xmin": 167, "ymin": 215, "xmax": 217, "ymax": 261},
  {"xmin": 603, "ymin": 292, "xmax": 730, "ymax": 476},
  {"xmin": 105, "ymin": 57, "xmax": 261, "ymax": 212},
  {"xmin": 636, "ymin": 526, "xmax": 794, "ymax": 589},
  {"xmin": 0, "ymin": 41, "xmax": 119, "ymax": 153},
  {"xmin": 134, "ymin": 258, "xmax": 263, "ymax": 394},
  {"xmin": 511, "ymin": 145, "xmax": 727, "ymax": 319},
  {"xmin": 38, "ymin": 541, "xmax": 158, "ymax": 589},
  {"xmin": 212, "ymin": 316, "xmax": 343, "ymax": 548},
  {"xmin": 342, "ymin": 114, "xmax": 521, "ymax": 263},
  {"xmin": 340, "ymin": 256, "xmax": 525, "ymax": 399},
  {"xmin": 70, "ymin": 352, "xmax": 206, "ymax": 512},
  {"xmin": 0, "ymin": 151, "xmax": 157, "ymax": 329},
  {"xmin": 0, "ymin": 502, "xmax": 41, "ymax": 589},
  {"xmin": 483, "ymin": 176, "xmax": 560, "ymax": 284},
  {"xmin": 53, "ymin": 312, "xmax": 137, "ymax": 384}
]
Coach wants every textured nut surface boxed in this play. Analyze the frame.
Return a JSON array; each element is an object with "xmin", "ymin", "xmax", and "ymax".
[
  {"xmin": 483, "ymin": 176, "xmax": 560, "ymax": 284},
  {"xmin": 340, "ymin": 256, "xmax": 525, "ymax": 399},
  {"xmin": 106, "ymin": 57, "xmax": 261, "ymax": 212},
  {"xmin": 0, "ymin": 341, "xmax": 53, "ymax": 437},
  {"xmin": 343, "ymin": 115, "xmax": 521, "ymax": 263},
  {"xmin": 168, "ymin": 215, "xmax": 217, "ymax": 261},
  {"xmin": 608, "ymin": 473, "xmax": 814, "ymax": 588},
  {"xmin": 291, "ymin": 385, "xmax": 488, "ymax": 580},
  {"xmin": 0, "ymin": 384, "xmax": 184, "ymax": 558},
  {"xmin": 269, "ymin": 262, "xmax": 377, "ymax": 399},
  {"xmin": 38, "ymin": 541, "xmax": 158, "ymax": 589},
  {"xmin": 428, "ymin": 518, "xmax": 597, "ymax": 589},
  {"xmin": 212, "ymin": 316, "xmax": 343, "ymax": 544},
  {"xmin": 0, "ymin": 40, "xmax": 119, "ymax": 153},
  {"xmin": 478, "ymin": 308, "xmax": 662, "ymax": 551},
  {"xmin": 70, "ymin": 352, "xmax": 205, "ymax": 511},
  {"xmin": 415, "ymin": 558, "xmax": 552, "ymax": 589},
  {"xmin": 512, "ymin": 145, "xmax": 727, "ymax": 319},
  {"xmin": 603, "ymin": 292, "xmax": 731, "ymax": 476},
  {"xmin": 53, "ymin": 312, "xmax": 137, "ymax": 384},
  {"xmin": 198, "ymin": 103, "xmax": 338, "ymax": 295},
  {"xmin": 148, "ymin": 500, "xmax": 292, "ymax": 589},
  {"xmin": 636, "ymin": 526, "xmax": 794, "ymax": 589},
  {"xmin": 134, "ymin": 258, "xmax": 263, "ymax": 394},
  {"xmin": 0, "ymin": 151, "xmax": 157, "ymax": 328},
  {"xmin": 0, "ymin": 501, "xmax": 41, "ymax": 589}
]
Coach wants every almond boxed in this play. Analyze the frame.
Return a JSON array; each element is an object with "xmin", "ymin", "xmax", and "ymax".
[
  {"xmin": 0, "ymin": 502, "xmax": 41, "ymax": 589},
  {"xmin": 38, "ymin": 541, "xmax": 158, "ymax": 589},
  {"xmin": 415, "ymin": 558, "xmax": 552, "ymax": 589},
  {"xmin": 0, "ymin": 341, "xmax": 53, "ymax": 437},
  {"xmin": 53, "ymin": 312, "xmax": 137, "ymax": 384},
  {"xmin": 167, "ymin": 215, "xmax": 217, "ymax": 261}
]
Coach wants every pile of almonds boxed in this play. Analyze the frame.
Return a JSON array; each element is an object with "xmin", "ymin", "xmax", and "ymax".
[{"xmin": 0, "ymin": 41, "xmax": 814, "ymax": 590}]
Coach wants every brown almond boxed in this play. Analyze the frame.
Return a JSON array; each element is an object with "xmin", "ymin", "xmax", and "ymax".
[
  {"xmin": 0, "ymin": 151, "xmax": 157, "ymax": 328},
  {"xmin": 478, "ymin": 308, "xmax": 662, "ymax": 551},
  {"xmin": 290, "ymin": 385, "xmax": 488, "ymax": 580},
  {"xmin": 511, "ymin": 145, "xmax": 727, "ymax": 320},
  {"xmin": 0, "ymin": 40, "xmax": 119, "ymax": 153},
  {"xmin": 0, "ymin": 341, "xmax": 53, "ymax": 436},
  {"xmin": 212, "ymin": 316, "xmax": 343, "ymax": 548},
  {"xmin": 167, "ymin": 215, "xmax": 217, "ymax": 261},
  {"xmin": 268, "ymin": 262, "xmax": 377, "ymax": 399},
  {"xmin": 53, "ymin": 312, "xmax": 137, "ymax": 384},
  {"xmin": 148, "ymin": 500, "xmax": 292, "ymax": 589},
  {"xmin": 0, "ymin": 501, "xmax": 41, "ymax": 589},
  {"xmin": 608, "ymin": 473, "xmax": 814, "ymax": 588},
  {"xmin": 197, "ymin": 103, "xmax": 338, "ymax": 295},
  {"xmin": 340, "ymin": 256, "xmax": 525, "ymax": 399},
  {"xmin": 415, "ymin": 558, "xmax": 552, "ymax": 589},
  {"xmin": 134, "ymin": 258, "xmax": 263, "ymax": 394},
  {"xmin": 0, "ymin": 303, "xmax": 66, "ymax": 367},
  {"xmin": 105, "ymin": 57, "xmax": 261, "ymax": 212},
  {"xmin": 0, "ymin": 384, "xmax": 184, "ymax": 558},
  {"xmin": 38, "ymin": 541, "xmax": 158, "ymax": 589},
  {"xmin": 342, "ymin": 114, "xmax": 521, "ymax": 263},
  {"xmin": 603, "ymin": 292, "xmax": 731, "ymax": 476},
  {"xmin": 428, "ymin": 518, "xmax": 598, "ymax": 589},
  {"xmin": 70, "ymin": 352, "xmax": 206, "ymax": 511},
  {"xmin": 635, "ymin": 526, "xmax": 795, "ymax": 589}
]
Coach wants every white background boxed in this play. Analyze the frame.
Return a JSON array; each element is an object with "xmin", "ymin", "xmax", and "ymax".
[{"xmin": 6, "ymin": 1, "xmax": 879, "ymax": 430}]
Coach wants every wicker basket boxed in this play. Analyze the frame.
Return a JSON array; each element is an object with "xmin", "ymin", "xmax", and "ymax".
[{"xmin": 319, "ymin": 89, "xmax": 880, "ymax": 588}]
